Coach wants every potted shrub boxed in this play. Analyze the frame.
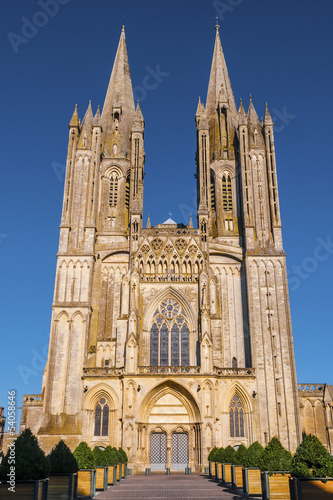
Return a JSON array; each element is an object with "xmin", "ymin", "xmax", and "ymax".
[
  {"xmin": 0, "ymin": 428, "xmax": 49, "ymax": 499},
  {"xmin": 105, "ymin": 446, "xmax": 119, "ymax": 486},
  {"xmin": 242, "ymin": 441, "xmax": 264, "ymax": 496},
  {"xmin": 73, "ymin": 441, "xmax": 96, "ymax": 498},
  {"xmin": 231, "ymin": 444, "xmax": 247, "ymax": 489},
  {"xmin": 208, "ymin": 447, "xmax": 218, "ymax": 477},
  {"xmin": 259, "ymin": 437, "xmax": 292, "ymax": 500},
  {"xmin": 222, "ymin": 445, "xmax": 236, "ymax": 484},
  {"xmin": 48, "ymin": 440, "xmax": 78, "ymax": 499},
  {"xmin": 92, "ymin": 447, "xmax": 108, "ymax": 491},
  {"xmin": 215, "ymin": 448, "xmax": 225, "ymax": 481},
  {"xmin": 118, "ymin": 447, "xmax": 128, "ymax": 478},
  {"xmin": 290, "ymin": 434, "xmax": 333, "ymax": 499}
]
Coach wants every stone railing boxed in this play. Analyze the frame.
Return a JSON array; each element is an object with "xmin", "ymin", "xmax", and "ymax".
[
  {"xmin": 22, "ymin": 394, "xmax": 44, "ymax": 405},
  {"xmin": 140, "ymin": 274, "xmax": 199, "ymax": 283},
  {"xmin": 83, "ymin": 367, "xmax": 125, "ymax": 376},
  {"xmin": 139, "ymin": 366, "xmax": 201, "ymax": 375},
  {"xmin": 142, "ymin": 228, "xmax": 199, "ymax": 237},
  {"xmin": 298, "ymin": 383, "xmax": 325, "ymax": 393},
  {"xmin": 213, "ymin": 367, "xmax": 255, "ymax": 377}
]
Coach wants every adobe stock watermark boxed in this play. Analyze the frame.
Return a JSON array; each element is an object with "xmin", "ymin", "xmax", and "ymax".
[
  {"xmin": 0, "ymin": 233, "xmax": 9, "ymax": 244},
  {"xmin": 134, "ymin": 65, "xmax": 170, "ymax": 102},
  {"xmin": 271, "ymin": 106, "xmax": 296, "ymax": 133},
  {"xmin": 6, "ymin": 390, "xmax": 17, "ymax": 493},
  {"xmin": 7, "ymin": 0, "xmax": 72, "ymax": 54},
  {"xmin": 17, "ymin": 345, "xmax": 48, "ymax": 386},
  {"xmin": 213, "ymin": 0, "xmax": 244, "ymax": 23},
  {"xmin": 52, "ymin": 160, "xmax": 66, "ymax": 183},
  {"xmin": 288, "ymin": 236, "xmax": 333, "ymax": 292}
]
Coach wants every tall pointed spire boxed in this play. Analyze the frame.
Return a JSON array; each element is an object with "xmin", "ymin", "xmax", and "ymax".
[
  {"xmin": 101, "ymin": 26, "xmax": 135, "ymax": 153},
  {"xmin": 206, "ymin": 26, "xmax": 237, "ymax": 118}
]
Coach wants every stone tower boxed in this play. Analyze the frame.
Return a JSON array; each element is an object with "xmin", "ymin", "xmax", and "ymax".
[{"xmin": 20, "ymin": 25, "xmax": 301, "ymax": 471}]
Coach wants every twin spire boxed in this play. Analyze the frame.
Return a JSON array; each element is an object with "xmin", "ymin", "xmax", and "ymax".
[{"xmin": 69, "ymin": 26, "xmax": 273, "ymax": 140}]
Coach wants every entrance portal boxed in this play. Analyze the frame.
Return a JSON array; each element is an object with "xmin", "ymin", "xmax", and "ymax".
[
  {"xmin": 172, "ymin": 433, "xmax": 188, "ymax": 470},
  {"xmin": 150, "ymin": 433, "xmax": 167, "ymax": 470}
]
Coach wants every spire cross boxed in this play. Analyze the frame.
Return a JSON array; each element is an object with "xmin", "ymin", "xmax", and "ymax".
[{"xmin": 214, "ymin": 16, "xmax": 220, "ymax": 32}]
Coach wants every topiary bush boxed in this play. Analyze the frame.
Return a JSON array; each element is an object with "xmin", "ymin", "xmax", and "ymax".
[
  {"xmin": 104, "ymin": 446, "xmax": 119, "ymax": 466},
  {"xmin": 259, "ymin": 437, "xmax": 292, "ymax": 474},
  {"xmin": 208, "ymin": 446, "xmax": 219, "ymax": 461},
  {"xmin": 234, "ymin": 444, "xmax": 247, "ymax": 465},
  {"xmin": 224, "ymin": 445, "xmax": 236, "ymax": 464},
  {"xmin": 291, "ymin": 434, "xmax": 333, "ymax": 478},
  {"xmin": 73, "ymin": 442, "xmax": 95, "ymax": 470},
  {"xmin": 243, "ymin": 441, "xmax": 264, "ymax": 468},
  {"xmin": 48, "ymin": 440, "xmax": 78, "ymax": 474},
  {"xmin": 92, "ymin": 446, "xmax": 108, "ymax": 467},
  {"xmin": 0, "ymin": 428, "xmax": 50, "ymax": 480},
  {"xmin": 117, "ymin": 447, "xmax": 128, "ymax": 463},
  {"xmin": 216, "ymin": 447, "xmax": 225, "ymax": 463}
]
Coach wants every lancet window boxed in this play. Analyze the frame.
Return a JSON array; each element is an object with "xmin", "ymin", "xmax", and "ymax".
[
  {"xmin": 229, "ymin": 395, "xmax": 244, "ymax": 437},
  {"xmin": 109, "ymin": 172, "xmax": 118, "ymax": 207},
  {"xmin": 150, "ymin": 298, "xmax": 190, "ymax": 366},
  {"xmin": 94, "ymin": 398, "xmax": 109, "ymax": 436},
  {"xmin": 222, "ymin": 173, "xmax": 233, "ymax": 211}
]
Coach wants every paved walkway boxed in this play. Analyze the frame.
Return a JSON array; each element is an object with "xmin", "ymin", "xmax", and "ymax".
[{"xmin": 95, "ymin": 474, "xmax": 244, "ymax": 499}]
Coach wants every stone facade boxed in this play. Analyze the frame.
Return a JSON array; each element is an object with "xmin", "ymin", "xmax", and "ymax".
[{"xmin": 19, "ymin": 25, "xmax": 331, "ymax": 471}]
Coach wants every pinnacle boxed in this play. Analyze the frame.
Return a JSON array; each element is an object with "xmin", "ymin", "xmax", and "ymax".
[
  {"xmin": 264, "ymin": 101, "xmax": 273, "ymax": 125},
  {"xmin": 69, "ymin": 104, "xmax": 80, "ymax": 128},
  {"xmin": 238, "ymin": 98, "xmax": 247, "ymax": 125}
]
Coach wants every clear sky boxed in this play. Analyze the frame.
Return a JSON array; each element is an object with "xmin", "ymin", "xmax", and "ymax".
[{"xmin": 1, "ymin": 0, "xmax": 332, "ymax": 430}]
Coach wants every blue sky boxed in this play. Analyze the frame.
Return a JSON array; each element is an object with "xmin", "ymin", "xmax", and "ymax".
[{"xmin": 1, "ymin": 0, "xmax": 332, "ymax": 429}]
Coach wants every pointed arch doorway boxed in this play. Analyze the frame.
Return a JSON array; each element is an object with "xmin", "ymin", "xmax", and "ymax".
[{"xmin": 140, "ymin": 381, "xmax": 201, "ymax": 471}]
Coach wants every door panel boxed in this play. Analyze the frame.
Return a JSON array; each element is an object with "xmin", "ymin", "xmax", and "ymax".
[
  {"xmin": 172, "ymin": 433, "xmax": 188, "ymax": 470},
  {"xmin": 150, "ymin": 433, "xmax": 167, "ymax": 470}
]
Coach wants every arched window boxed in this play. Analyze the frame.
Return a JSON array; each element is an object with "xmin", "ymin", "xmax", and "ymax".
[
  {"xmin": 229, "ymin": 395, "xmax": 244, "ymax": 438},
  {"xmin": 94, "ymin": 398, "xmax": 109, "ymax": 436},
  {"xmin": 222, "ymin": 173, "xmax": 232, "ymax": 211},
  {"xmin": 150, "ymin": 298, "xmax": 190, "ymax": 366},
  {"xmin": 109, "ymin": 172, "xmax": 118, "ymax": 207},
  {"xmin": 210, "ymin": 173, "xmax": 216, "ymax": 213}
]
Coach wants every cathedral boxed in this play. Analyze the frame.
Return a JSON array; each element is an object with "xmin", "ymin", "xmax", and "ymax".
[{"xmin": 19, "ymin": 25, "xmax": 333, "ymax": 472}]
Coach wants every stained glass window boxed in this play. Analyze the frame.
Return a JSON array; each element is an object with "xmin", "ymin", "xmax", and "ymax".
[
  {"xmin": 160, "ymin": 323, "xmax": 169, "ymax": 366},
  {"xmin": 181, "ymin": 324, "xmax": 189, "ymax": 366},
  {"xmin": 171, "ymin": 324, "xmax": 179, "ymax": 365},
  {"xmin": 94, "ymin": 398, "xmax": 109, "ymax": 436},
  {"xmin": 149, "ymin": 298, "xmax": 190, "ymax": 366},
  {"xmin": 229, "ymin": 395, "xmax": 244, "ymax": 437}
]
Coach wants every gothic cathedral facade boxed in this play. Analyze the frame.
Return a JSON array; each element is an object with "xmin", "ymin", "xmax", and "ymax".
[{"xmin": 20, "ymin": 26, "xmax": 302, "ymax": 471}]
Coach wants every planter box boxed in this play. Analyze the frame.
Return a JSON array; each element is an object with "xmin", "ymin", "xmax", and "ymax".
[
  {"xmin": 209, "ymin": 461, "xmax": 216, "ymax": 477},
  {"xmin": 290, "ymin": 477, "xmax": 333, "ymax": 500},
  {"xmin": 261, "ymin": 471, "xmax": 291, "ymax": 500},
  {"xmin": 243, "ymin": 467, "xmax": 262, "ymax": 496},
  {"xmin": 77, "ymin": 469, "xmax": 96, "ymax": 498},
  {"xmin": 121, "ymin": 463, "xmax": 125, "ymax": 478},
  {"xmin": 222, "ymin": 463, "xmax": 232, "ymax": 484},
  {"xmin": 231, "ymin": 465, "xmax": 243, "ymax": 489},
  {"xmin": 48, "ymin": 473, "xmax": 78, "ymax": 499},
  {"xmin": 216, "ymin": 462, "xmax": 222, "ymax": 481},
  {"xmin": 95, "ymin": 466, "xmax": 108, "ymax": 491},
  {"xmin": 108, "ymin": 465, "xmax": 117, "ymax": 486},
  {"xmin": 0, "ymin": 479, "xmax": 48, "ymax": 500},
  {"xmin": 117, "ymin": 463, "xmax": 121, "ymax": 481}
]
